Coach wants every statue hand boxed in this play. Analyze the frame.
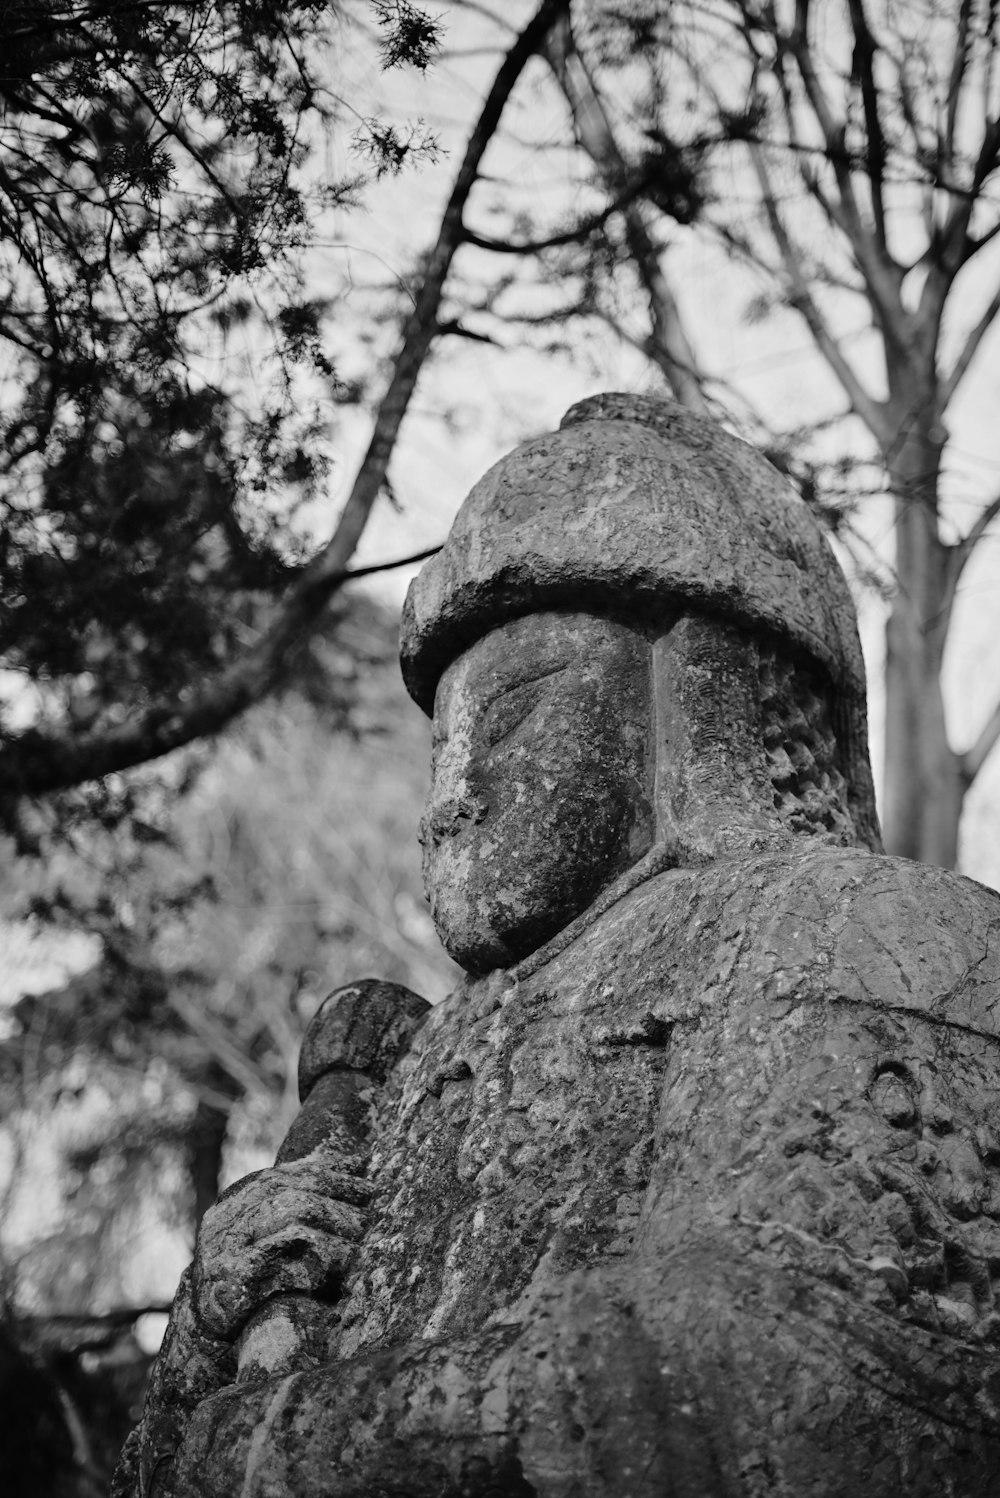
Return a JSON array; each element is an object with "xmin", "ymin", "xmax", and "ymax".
[
  {"xmin": 190, "ymin": 978, "xmax": 431, "ymax": 1347},
  {"xmin": 190, "ymin": 1156, "xmax": 371, "ymax": 1343},
  {"xmin": 115, "ymin": 979, "xmax": 430, "ymax": 1492}
]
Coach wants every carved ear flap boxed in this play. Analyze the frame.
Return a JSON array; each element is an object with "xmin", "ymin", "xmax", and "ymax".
[
  {"xmin": 650, "ymin": 616, "xmax": 790, "ymax": 865},
  {"xmin": 649, "ymin": 615, "xmax": 881, "ymax": 864}
]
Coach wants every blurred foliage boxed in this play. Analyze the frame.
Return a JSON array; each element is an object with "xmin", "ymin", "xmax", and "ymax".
[
  {"xmin": 0, "ymin": 1293, "xmax": 153, "ymax": 1498},
  {"xmin": 0, "ymin": 591, "xmax": 456, "ymax": 1488}
]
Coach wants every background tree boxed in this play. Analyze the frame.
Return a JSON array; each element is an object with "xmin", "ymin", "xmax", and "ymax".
[
  {"xmin": 0, "ymin": 594, "xmax": 455, "ymax": 1240},
  {"xmin": 582, "ymin": 0, "xmax": 1000, "ymax": 869},
  {"xmin": 0, "ymin": 593, "xmax": 458, "ymax": 1491},
  {"xmin": 433, "ymin": 0, "xmax": 1000, "ymax": 869}
]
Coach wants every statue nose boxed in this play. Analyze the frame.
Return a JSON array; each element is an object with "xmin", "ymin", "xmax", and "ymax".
[{"xmin": 419, "ymin": 796, "xmax": 489, "ymax": 847}]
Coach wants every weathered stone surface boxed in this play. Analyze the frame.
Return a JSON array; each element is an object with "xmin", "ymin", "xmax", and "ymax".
[
  {"xmin": 114, "ymin": 980, "xmax": 429, "ymax": 1495},
  {"xmin": 155, "ymin": 851, "xmax": 1000, "ymax": 1496},
  {"xmin": 296, "ymin": 978, "xmax": 431, "ymax": 1098},
  {"xmin": 117, "ymin": 395, "xmax": 1000, "ymax": 1496},
  {"xmin": 401, "ymin": 394, "xmax": 865, "ymax": 707},
  {"xmin": 399, "ymin": 392, "xmax": 878, "ymax": 855},
  {"xmin": 422, "ymin": 612, "xmax": 653, "ymax": 971}
]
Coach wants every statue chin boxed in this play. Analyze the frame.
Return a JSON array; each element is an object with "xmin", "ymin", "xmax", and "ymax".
[
  {"xmin": 429, "ymin": 901, "xmax": 521, "ymax": 975},
  {"xmin": 426, "ymin": 851, "xmax": 598, "ymax": 975}
]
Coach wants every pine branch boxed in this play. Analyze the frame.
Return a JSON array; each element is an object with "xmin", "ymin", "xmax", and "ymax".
[{"xmin": 0, "ymin": 3, "xmax": 571, "ymax": 798}]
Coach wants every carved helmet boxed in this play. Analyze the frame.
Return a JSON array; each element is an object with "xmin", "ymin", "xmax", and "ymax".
[{"xmin": 400, "ymin": 392, "xmax": 879, "ymax": 845}]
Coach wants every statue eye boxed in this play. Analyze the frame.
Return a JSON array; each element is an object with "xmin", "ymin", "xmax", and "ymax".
[{"xmin": 481, "ymin": 680, "xmax": 545, "ymax": 748}]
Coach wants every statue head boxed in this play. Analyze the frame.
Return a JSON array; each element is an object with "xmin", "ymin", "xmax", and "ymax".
[{"xmin": 401, "ymin": 394, "xmax": 881, "ymax": 974}]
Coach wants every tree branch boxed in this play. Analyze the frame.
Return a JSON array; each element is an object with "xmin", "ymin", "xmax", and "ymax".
[
  {"xmin": 0, "ymin": 548, "xmax": 444, "ymax": 794},
  {"xmin": 944, "ymin": 0, "xmax": 974, "ymax": 170},
  {"xmin": 960, "ymin": 693, "xmax": 1000, "ymax": 786},
  {"xmin": 747, "ymin": 138, "xmax": 888, "ymax": 442},
  {"xmin": 463, "ymin": 178, "xmax": 643, "ymax": 255},
  {"xmin": 435, "ymin": 319, "xmax": 499, "ymax": 344},
  {"xmin": 164, "ymin": 984, "xmax": 271, "ymax": 1103},
  {"xmin": 543, "ymin": 12, "xmax": 709, "ymax": 413},
  {"xmin": 0, "ymin": 3, "xmax": 571, "ymax": 798},
  {"xmin": 942, "ymin": 281, "xmax": 1000, "ymax": 405},
  {"xmin": 941, "ymin": 489, "xmax": 1000, "ymax": 632},
  {"xmin": 786, "ymin": 2, "xmax": 903, "ymax": 325},
  {"xmin": 768, "ymin": 42, "xmax": 844, "ymax": 236},
  {"xmin": 846, "ymin": 0, "xmax": 888, "ymax": 252},
  {"xmin": 938, "ymin": 115, "xmax": 1000, "ymax": 271}
]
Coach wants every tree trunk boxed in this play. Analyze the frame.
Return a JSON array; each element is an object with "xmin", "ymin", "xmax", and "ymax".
[
  {"xmin": 881, "ymin": 407, "xmax": 965, "ymax": 867},
  {"xmin": 187, "ymin": 1074, "xmax": 237, "ymax": 1233}
]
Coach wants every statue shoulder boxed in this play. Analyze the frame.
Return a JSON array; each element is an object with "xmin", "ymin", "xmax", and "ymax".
[
  {"xmin": 542, "ymin": 848, "xmax": 1000, "ymax": 1038},
  {"xmin": 718, "ymin": 847, "xmax": 1000, "ymax": 1035}
]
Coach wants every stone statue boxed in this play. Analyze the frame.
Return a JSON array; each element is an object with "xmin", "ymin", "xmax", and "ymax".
[{"xmin": 116, "ymin": 395, "xmax": 1000, "ymax": 1497}]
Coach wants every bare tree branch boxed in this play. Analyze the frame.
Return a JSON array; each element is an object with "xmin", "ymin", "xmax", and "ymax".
[
  {"xmin": 543, "ymin": 12, "xmax": 709, "ymax": 414},
  {"xmin": 942, "ymin": 282, "xmax": 1000, "ymax": 405},
  {"xmin": 463, "ymin": 177, "xmax": 646, "ymax": 255},
  {"xmin": 846, "ymin": 0, "xmax": 888, "ymax": 252},
  {"xmin": 965, "ymin": 215, "xmax": 1000, "ymax": 259},
  {"xmin": 785, "ymin": 1, "xmax": 903, "ymax": 324},
  {"xmin": 938, "ymin": 116, "xmax": 1000, "ymax": 271},
  {"xmin": 435, "ymin": 319, "xmax": 499, "ymax": 344},
  {"xmin": 165, "ymin": 985, "xmax": 271, "ymax": 1103},
  {"xmin": 941, "ymin": 489, "xmax": 1000, "ymax": 632},
  {"xmin": 944, "ymin": 0, "xmax": 975, "ymax": 168},
  {"xmin": 960, "ymin": 693, "xmax": 1000, "ymax": 786},
  {"xmin": 0, "ymin": 0, "xmax": 570, "ymax": 798},
  {"xmin": 747, "ymin": 139, "xmax": 888, "ymax": 442},
  {"xmin": 768, "ymin": 37, "xmax": 844, "ymax": 235}
]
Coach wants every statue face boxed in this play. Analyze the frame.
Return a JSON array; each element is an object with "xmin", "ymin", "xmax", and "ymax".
[{"xmin": 420, "ymin": 612, "xmax": 653, "ymax": 973}]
